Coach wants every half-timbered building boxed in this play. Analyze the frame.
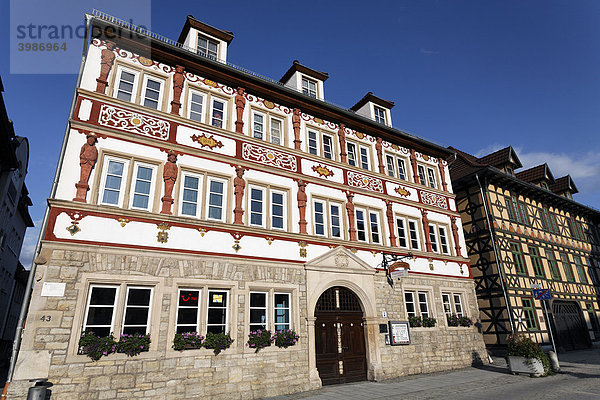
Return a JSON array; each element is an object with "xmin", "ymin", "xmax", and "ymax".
[
  {"xmin": 450, "ymin": 146, "xmax": 600, "ymax": 353},
  {"xmin": 8, "ymin": 11, "xmax": 486, "ymax": 399}
]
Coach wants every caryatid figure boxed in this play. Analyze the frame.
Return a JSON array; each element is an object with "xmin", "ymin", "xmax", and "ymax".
[
  {"xmin": 160, "ymin": 151, "xmax": 178, "ymax": 214},
  {"xmin": 376, "ymin": 137, "xmax": 385, "ymax": 174},
  {"xmin": 346, "ymin": 192, "xmax": 357, "ymax": 241},
  {"xmin": 292, "ymin": 108, "xmax": 302, "ymax": 150},
  {"xmin": 385, "ymin": 200, "xmax": 397, "ymax": 247},
  {"xmin": 233, "ymin": 166, "xmax": 246, "ymax": 224},
  {"xmin": 96, "ymin": 41, "xmax": 116, "ymax": 94},
  {"xmin": 73, "ymin": 134, "xmax": 98, "ymax": 202},
  {"xmin": 338, "ymin": 124, "xmax": 348, "ymax": 163},
  {"xmin": 235, "ymin": 87, "xmax": 246, "ymax": 133},
  {"xmin": 297, "ymin": 180, "xmax": 308, "ymax": 234},
  {"xmin": 170, "ymin": 65, "xmax": 185, "ymax": 115}
]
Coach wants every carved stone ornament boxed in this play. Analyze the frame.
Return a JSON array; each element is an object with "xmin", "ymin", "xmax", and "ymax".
[
  {"xmin": 235, "ymin": 87, "xmax": 246, "ymax": 133},
  {"xmin": 386, "ymin": 200, "xmax": 397, "ymax": 247},
  {"xmin": 233, "ymin": 166, "xmax": 246, "ymax": 225},
  {"xmin": 190, "ymin": 133, "xmax": 224, "ymax": 150},
  {"xmin": 394, "ymin": 186, "xmax": 411, "ymax": 197},
  {"xmin": 376, "ymin": 137, "xmax": 385, "ymax": 174},
  {"xmin": 73, "ymin": 134, "xmax": 98, "ymax": 202},
  {"xmin": 410, "ymin": 149, "xmax": 419, "ymax": 185},
  {"xmin": 160, "ymin": 151, "xmax": 178, "ymax": 214},
  {"xmin": 297, "ymin": 180, "xmax": 308, "ymax": 234},
  {"xmin": 335, "ymin": 253, "xmax": 349, "ymax": 269},
  {"xmin": 170, "ymin": 65, "xmax": 185, "ymax": 115},
  {"xmin": 292, "ymin": 108, "xmax": 302, "ymax": 150},
  {"xmin": 312, "ymin": 164, "xmax": 334, "ymax": 178},
  {"xmin": 338, "ymin": 123, "xmax": 348, "ymax": 164},
  {"xmin": 96, "ymin": 41, "xmax": 116, "ymax": 94},
  {"xmin": 157, "ymin": 222, "xmax": 170, "ymax": 243},
  {"xmin": 346, "ymin": 192, "xmax": 357, "ymax": 241}
]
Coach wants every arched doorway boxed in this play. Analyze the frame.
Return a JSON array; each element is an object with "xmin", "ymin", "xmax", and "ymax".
[{"xmin": 314, "ymin": 286, "xmax": 367, "ymax": 385}]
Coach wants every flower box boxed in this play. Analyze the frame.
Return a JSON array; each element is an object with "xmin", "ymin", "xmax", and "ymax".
[{"xmin": 506, "ymin": 356, "xmax": 544, "ymax": 377}]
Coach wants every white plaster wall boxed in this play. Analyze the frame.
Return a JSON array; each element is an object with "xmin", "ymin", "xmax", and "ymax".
[{"xmin": 80, "ymin": 44, "xmax": 102, "ymax": 92}]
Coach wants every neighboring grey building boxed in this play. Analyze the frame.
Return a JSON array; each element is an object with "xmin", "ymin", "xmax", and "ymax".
[{"xmin": 0, "ymin": 75, "xmax": 34, "ymax": 371}]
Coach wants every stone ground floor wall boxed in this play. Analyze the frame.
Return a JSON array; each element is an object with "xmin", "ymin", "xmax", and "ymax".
[{"xmin": 8, "ymin": 243, "xmax": 487, "ymax": 399}]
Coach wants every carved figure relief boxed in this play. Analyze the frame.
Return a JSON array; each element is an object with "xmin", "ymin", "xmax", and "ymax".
[
  {"xmin": 410, "ymin": 149, "xmax": 419, "ymax": 185},
  {"xmin": 346, "ymin": 192, "xmax": 357, "ymax": 241},
  {"xmin": 297, "ymin": 180, "xmax": 308, "ymax": 234},
  {"xmin": 376, "ymin": 137, "xmax": 385, "ymax": 174},
  {"xmin": 73, "ymin": 134, "xmax": 98, "ymax": 202},
  {"xmin": 170, "ymin": 65, "xmax": 185, "ymax": 115},
  {"xmin": 438, "ymin": 157, "xmax": 448, "ymax": 191},
  {"xmin": 96, "ymin": 41, "xmax": 116, "ymax": 94},
  {"xmin": 233, "ymin": 166, "xmax": 246, "ymax": 225},
  {"xmin": 450, "ymin": 216, "xmax": 462, "ymax": 257},
  {"xmin": 338, "ymin": 123, "xmax": 348, "ymax": 164},
  {"xmin": 235, "ymin": 87, "xmax": 246, "ymax": 133},
  {"xmin": 386, "ymin": 200, "xmax": 397, "ymax": 247},
  {"xmin": 160, "ymin": 151, "xmax": 178, "ymax": 214},
  {"xmin": 421, "ymin": 209, "xmax": 432, "ymax": 252},
  {"xmin": 292, "ymin": 108, "xmax": 302, "ymax": 150}
]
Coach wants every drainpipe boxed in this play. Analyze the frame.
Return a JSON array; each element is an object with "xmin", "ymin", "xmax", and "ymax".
[
  {"xmin": 475, "ymin": 173, "xmax": 516, "ymax": 333},
  {"xmin": 1, "ymin": 13, "xmax": 93, "ymax": 399}
]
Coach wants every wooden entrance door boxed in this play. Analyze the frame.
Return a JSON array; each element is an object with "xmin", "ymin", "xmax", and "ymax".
[
  {"xmin": 314, "ymin": 287, "xmax": 367, "ymax": 385},
  {"xmin": 552, "ymin": 301, "xmax": 590, "ymax": 351}
]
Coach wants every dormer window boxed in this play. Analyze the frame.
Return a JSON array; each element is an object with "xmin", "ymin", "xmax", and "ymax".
[
  {"xmin": 302, "ymin": 77, "xmax": 317, "ymax": 98},
  {"xmin": 197, "ymin": 34, "xmax": 219, "ymax": 60},
  {"xmin": 506, "ymin": 166, "xmax": 514, "ymax": 176},
  {"xmin": 374, "ymin": 106, "xmax": 387, "ymax": 125},
  {"xmin": 540, "ymin": 181, "xmax": 548, "ymax": 190}
]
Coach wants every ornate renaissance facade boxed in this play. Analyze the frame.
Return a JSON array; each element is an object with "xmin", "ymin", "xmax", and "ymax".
[
  {"xmin": 8, "ymin": 12, "xmax": 486, "ymax": 399},
  {"xmin": 450, "ymin": 146, "xmax": 600, "ymax": 353}
]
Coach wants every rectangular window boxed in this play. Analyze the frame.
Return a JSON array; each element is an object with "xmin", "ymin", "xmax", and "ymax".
[
  {"xmin": 250, "ymin": 187, "xmax": 265, "ymax": 227},
  {"xmin": 130, "ymin": 163, "xmax": 155, "ymax": 211},
  {"xmin": 397, "ymin": 159, "xmax": 407, "ymax": 180},
  {"xmin": 588, "ymin": 258, "xmax": 599, "ymax": 285},
  {"xmin": 101, "ymin": 158, "xmax": 127, "ymax": 206},
  {"xmin": 271, "ymin": 191, "xmax": 285, "ymax": 230},
  {"xmin": 330, "ymin": 204, "xmax": 341, "ymax": 238},
  {"xmin": 314, "ymin": 201, "xmax": 325, "ymax": 236},
  {"xmin": 274, "ymin": 293, "xmax": 291, "ymax": 331},
  {"xmin": 347, "ymin": 143, "xmax": 357, "ymax": 167},
  {"xmin": 176, "ymin": 289, "xmax": 200, "ymax": 334},
  {"xmin": 418, "ymin": 292, "xmax": 429, "ymax": 318},
  {"xmin": 356, "ymin": 209, "xmax": 366, "ymax": 242},
  {"xmin": 529, "ymin": 246, "xmax": 544, "ymax": 277},
  {"xmin": 429, "ymin": 224, "xmax": 438, "ymax": 253},
  {"xmin": 374, "ymin": 105, "xmax": 386, "ymax": 124},
  {"xmin": 116, "ymin": 68, "xmax": 137, "ymax": 102},
  {"xmin": 249, "ymin": 292, "xmax": 267, "ymax": 331},
  {"xmin": 302, "ymin": 77, "xmax": 317, "ymax": 98},
  {"xmin": 560, "ymin": 253, "xmax": 575, "ymax": 282},
  {"xmin": 426, "ymin": 167, "xmax": 437, "ymax": 189},
  {"xmin": 207, "ymin": 178, "xmax": 226, "ymax": 222},
  {"xmin": 197, "ymin": 34, "xmax": 218, "ymax": 59},
  {"xmin": 207, "ymin": 290, "xmax": 228, "ymax": 334},
  {"xmin": 408, "ymin": 220, "xmax": 420, "ymax": 250},
  {"xmin": 505, "ymin": 198, "xmax": 516, "ymax": 221},
  {"xmin": 322, "ymin": 134, "xmax": 333, "ymax": 160},
  {"xmin": 442, "ymin": 293, "xmax": 452, "ymax": 317},
  {"xmin": 511, "ymin": 242, "xmax": 526, "ymax": 275},
  {"xmin": 359, "ymin": 146, "xmax": 370, "ymax": 170},
  {"xmin": 308, "ymin": 130, "xmax": 318, "ymax": 155},
  {"xmin": 439, "ymin": 226, "xmax": 449, "ymax": 254},
  {"xmin": 270, "ymin": 117, "xmax": 282, "ymax": 145},
  {"xmin": 404, "ymin": 291, "xmax": 416, "ymax": 317},
  {"xmin": 122, "ymin": 287, "xmax": 152, "ymax": 335},
  {"xmin": 369, "ymin": 212, "xmax": 380, "ymax": 244},
  {"xmin": 542, "ymin": 207, "xmax": 552, "ymax": 232},
  {"xmin": 573, "ymin": 256, "xmax": 588, "ymax": 283},
  {"xmin": 141, "ymin": 76, "xmax": 163, "ymax": 109},
  {"xmin": 210, "ymin": 98, "xmax": 225, "ymax": 128},
  {"xmin": 83, "ymin": 285, "xmax": 117, "ymax": 337},
  {"xmin": 519, "ymin": 202, "xmax": 529, "ymax": 226},
  {"xmin": 522, "ymin": 298, "xmax": 538, "ymax": 331},
  {"xmin": 453, "ymin": 294, "xmax": 463, "ymax": 316},
  {"xmin": 396, "ymin": 217, "xmax": 407, "ymax": 248},
  {"xmin": 180, "ymin": 174, "xmax": 201, "ymax": 217},
  {"xmin": 510, "ymin": 196, "xmax": 522, "ymax": 224},
  {"xmin": 386, "ymin": 155, "xmax": 395, "ymax": 178},
  {"xmin": 253, "ymin": 112, "xmax": 265, "ymax": 140},
  {"xmin": 417, "ymin": 165, "xmax": 427, "ymax": 185},
  {"xmin": 188, "ymin": 91, "xmax": 205, "ymax": 123}
]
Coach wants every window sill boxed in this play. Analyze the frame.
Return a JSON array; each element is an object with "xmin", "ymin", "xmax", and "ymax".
[{"xmin": 68, "ymin": 350, "xmax": 159, "ymax": 363}]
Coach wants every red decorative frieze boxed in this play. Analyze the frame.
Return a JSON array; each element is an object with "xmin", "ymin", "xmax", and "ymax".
[
  {"xmin": 346, "ymin": 171, "xmax": 384, "ymax": 193},
  {"xmin": 98, "ymin": 104, "xmax": 170, "ymax": 140},
  {"xmin": 394, "ymin": 186, "xmax": 411, "ymax": 197},
  {"xmin": 311, "ymin": 164, "xmax": 334, "ymax": 178},
  {"xmin": 418, "ymin": 190, "xmax": 449, "ymax": 210},
  {"xmin": 241, "ymin": 143, "xmax": 297, "ymax": 172},
  {"xmin": 190, "ymin": 133, "xmax": 224, "ymax": 149}
]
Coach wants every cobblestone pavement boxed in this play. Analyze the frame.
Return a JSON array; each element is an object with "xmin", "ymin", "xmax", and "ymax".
[{"xmin": 265, "ymin": 349, "xmax": 600, "ymax": 400}]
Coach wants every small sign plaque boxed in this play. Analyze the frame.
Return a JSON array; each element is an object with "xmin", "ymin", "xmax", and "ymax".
[
  {"xmin": 40, "ymin": 282, "xmax": 66, "ymax": 297},
  {"xmin": 533, "ymin": 289, "xmax": 551, "ymax": 300},
  {"xmin": 388, "ymin": 321, "xmax": 411, "ymax": 345}
]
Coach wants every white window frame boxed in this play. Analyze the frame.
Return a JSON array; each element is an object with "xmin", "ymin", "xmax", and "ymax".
[
  {"xmin": 373, "ymin": 105, "xmax": 387, "ymax": 124},
  {"xmin": 329, "ymin": 203, "xmax": 342, "ymax": 239},
  {"xmin": 249, "ymin": 291, "xmax": 268, "ymax": 331},
  {"xmin": 176, "ymin": 288, "xmax": 201, "ymax": 334},
  {"xmin": 428, "ymin": 222, "xmax": 452, "ymax": 255},
  {"xmin": 197, "ymin": 34, "xmax": 219, "ymax": 60},
  {"xmin": 206, "ymin": 176, "xmax": 227, "ymax": 223},
  {"xmin": 210, "ymin": 97, "xmax": 227, "ymax": 129},
  {"xmin": 359, "ymin": 145, "xmax": 370, "ymax": 170},
  {"xmin": 307, "ymin": 129, "xmax": 319, "ymax": 155},
  {"xmin": 301, "ymin": 76, "xmax": 317, "ymax": 98},
  {"xmin": 355, "ymin": 208, "xmax": 367, "ymax": 242},
  {"xmin": 252, "ymin": 111, "xmax": 266, "ymax": 140},
  {"xmin": 428, "ymin": 224, "xmax": 439, "ymax": 253},
  {"xmin": 313, "ymin": 200, "xmax": 326, "ymax": 237},
  {"xmin": 249, "ymin": 186, "xmax": 266, "ymax": 228},
  {"xmin": 385, "ymin": 153, "xmax": 409, "ymax": 180},
  {"xmin": 274, "ymin": 292, "xmax": 291, "ymax": 331},
  {"xmin": 187, "ymin": 89, "xmax": 206, "ymax": 123},
  {"xmin": 82, "ymin": 284, "xmax": 119, "ymax": 336},
  {"xmin": 322, "ymin": 133, "xmax": 334, "ymax": 160},
  {"xmin": 140, "ymin": 75, "xmax": 164, "ymax": 110},
  {"xmin": 113, "ymin": 66, "xmax": 139, "ymax": 103},
  {"xmin": 312, "ymin": 199, "xmax": 343, "ymax": 239},
  {"xmin": 426, "ymin": 167, "xmax": 437, "ymax": 189},
  {"xmin": 369, "ymin": 211, "xmax": 381, "ymax": 244},
  {"xmin": 247, "ymin": 185, "xmax": 288, "ymax": 231},
  {"xmin": 442, "ymin": 292, "xmax": 464, "ymax": 318},
  {"xmin": 270, "ymin": 189, "xmax": 287, "ymax": 231},
  {"xmin": 122, "ymin": 286, "xmax": 153, "ymax": 335},
  {"xmin": 417, "ymin": 165, "xmax": 427, "ymax": 185},
  {"xmin": 206, "ymin": 289, "xmax": 229, "ymax": 334},
  {"xmin": 129, "ymin": 162, "xmax": 157, "ymax": 212},
  {"xmin": 99, "ymin": 156, "xmax": 130, "ymax": 207},
  {"xmin": 270, "ymin": 116, "xmax": 283, "ymax": 145},
  {"xmin": 347, "ymin": 142, "xmax": 357, "ymax": 167},
  {"xmin": 438, "ymin": 226, "xmax": 450, "ymax": 255},
  {"xmin": 178, "ymin": 172, "xmax": 204, "ymax": 218}
]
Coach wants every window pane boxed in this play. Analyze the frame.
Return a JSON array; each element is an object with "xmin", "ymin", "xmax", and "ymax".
[
  {"xmin": 124, "ymin": 307, "xmax": 150, "ymax": 325},
  {"xmin": 314, "ymin": 201, "xmax": 324, "ymax": 235},
  {"xmin": 209, "ymin": 291, "xmax": 227, "ymax": 307},
  {"xmin": 396, "ymin": 218, "xmax": 407, "ymax": 247},
  {"xmin": 250, "ymin": 292, "xmax": 266, "ymax": 307},
  {"xmin": 386, "ymin": 155, "xmax": 395, "ymax": 177},
  {"xmin": 323, "ymin": 135, "xmax": 333, "ymax": 159},
  {"xmin": 178, "ymin": 290, "xmax": 199, "ymax": 307},
  {"xmin": 127, "ymin": 288, "xmax": 151, "ymax": 306},
  {"xmin": 89, "ymin": 287, "xmax": 116, "ymax": 305},
  {"xmin": 356, "ymin": 210, "xmax": 366, "ymax": 241},
  {"xmin": 330, "ymin": 205, "xmax": 341, "ymax": 238},
  {"xmin": 369, "ymin": 212, "xmax": 380, "ymax": 243},
  {"xmin": 86, "ymin": 307, "xmax": 114, "ymax": 326}
]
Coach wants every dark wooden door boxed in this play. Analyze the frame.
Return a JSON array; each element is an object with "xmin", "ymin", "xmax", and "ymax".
[
  {"xmin": 314, "ymin": 287, "xmax": 367, "ymax": 385},
  {"xmin": 552, "ymin": 301, "xmax": 590, "ymax": 351}
]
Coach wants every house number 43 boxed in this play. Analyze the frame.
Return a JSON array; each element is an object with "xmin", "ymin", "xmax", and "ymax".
[{"xmin": 40, "ymin": 315, "xmax": 52, "ymax": 322}]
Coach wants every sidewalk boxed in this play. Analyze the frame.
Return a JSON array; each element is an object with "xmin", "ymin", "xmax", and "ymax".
[{"xmin": 265, "ymin": 349, "xmax": 600, "ymax": 400}]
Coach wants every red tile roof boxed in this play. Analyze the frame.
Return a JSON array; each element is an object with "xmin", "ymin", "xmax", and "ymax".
[
  {"xmin": 515, "ymin": 163, "xmax": 554, "ymax": 184},
  {"xmin": 550, "ymin": 175, "xmax": 578, "ymax": 195}
]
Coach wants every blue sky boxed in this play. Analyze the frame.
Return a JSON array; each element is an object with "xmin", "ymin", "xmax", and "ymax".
[{"xmin": 2, "ymin": 0, "xmax": 600, "ymax": 266}]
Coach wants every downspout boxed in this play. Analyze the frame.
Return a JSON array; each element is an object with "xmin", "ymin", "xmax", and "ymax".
[
  {"xmin": 2, "ymin": 13, "xmax": 93, "ymax": 399},
  {"xmin": 475, "ymin": 172, "xmax": 516, "ymax": 333}
]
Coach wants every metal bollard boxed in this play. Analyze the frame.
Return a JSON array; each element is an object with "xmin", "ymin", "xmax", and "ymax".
[
  {"xmin": 548, "ymin": 351, "xmax": 561, "ymax": 372},
  {"xmin": 27, "ymin": 379, "xmax": 48, "ymax": 400}
]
